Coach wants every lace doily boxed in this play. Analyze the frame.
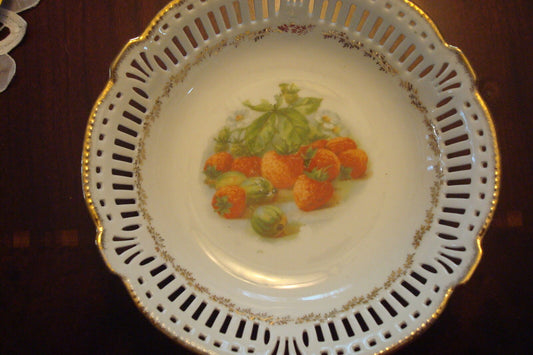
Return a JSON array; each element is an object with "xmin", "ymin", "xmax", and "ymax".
[{"xmin": 0, "ymin": 0, "xmax": 40, "ymax": 92}]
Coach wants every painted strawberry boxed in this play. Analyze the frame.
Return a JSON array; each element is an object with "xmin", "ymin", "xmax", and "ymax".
[
  {"xmin": 305, "ymin": 148, "xmax": 341, "ymax": 181},
  {"xmin": 204, "ymin": 152, "xmax": 233, "ymax": 179},
  {"xmin": 211, "ymin": 185, "xmax": 246, "ymax": 219},
  {"xmin": 231, "ymin": 156, "xmax": 262, "ymax": 177},
  {"xmin": 293, "ymin": 169, "xmax": 334, "ymax": 211},
  {"xmin": 325, "ymin": 136, "xmax": 358, "ymax": 156},
  {"xmin": 297, "ymin": 139, "xmax": 328, "ymax": 156},
  {"xmin": 261, "ymin": 150, "xmax": 304, "ymax": 189},
  {"xmin": 338, "ymin": 148, "xmax": 368, "ymax": 179}
]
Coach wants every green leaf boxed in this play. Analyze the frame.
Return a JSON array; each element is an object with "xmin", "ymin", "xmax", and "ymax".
[
  {"xmin": 302, "ymin": 147, "xmax": 317, "ymax": 168},
  {"xmin": 279, "ymin": 83, "xmax": 300, "ymax": 105},
  {"xmin": 277, "ymin": 107, "xmax": 311, "ymax": 152},
  {"xmin": 214, "ymin": 142, "xmax": 229, "ymax": 153},
  {"xmin": 237, "ymin": 83, "xmax": 322, "ymax": 156},
  {"xmin": 291, "ymin": 97, "xmax": 323, "ymax": 115},
  {"xmin": 215, "ymin": 127, "xmax": 232, "ymax": 141},
  {"xmin": 214, "ymin": 127, "xmax": 232, "ymax": 150},
  {"xmin": 305, "ymin": 167, "xmax": 330, "ymax": 182},
  {"xmin": 279, "ymin": 83, "xmax": 300, "ymax": 95},
  {"xmin": 214, "ymin": 195, "xmax": 233, "ymax": 216},
  {"xmin": 204, "ymin": 165, "xmax": 223, "ymax": 179},
  {"xmin": 244, "ymin": 112, "xmax": 277, "ymax": 155},
  {"xmin": 243, "ymin": 99, "xmax": 275, "ymax": 112},
  {"xmin": 274, "ymin": 94, "xmax": 284, "ymax": 109},
  {"xmin": 308, "ymin": 124, "xmax": 330, "ymax": 142},
  {"xmin": 272, "ymin": 138, "xmax": 295, "ymax": 155},
  {"xmin": 229, "ymin": 140, "xmax": 250, "ymax": 157},
  {"xmin": 339, "ymin": 166, "xmax": 353, "ymax": 180}
]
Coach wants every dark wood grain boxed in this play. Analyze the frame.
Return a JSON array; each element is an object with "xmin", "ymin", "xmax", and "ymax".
[{"xmin": 0, "ymin": 1, "xmax": 531, "ymax": 354}]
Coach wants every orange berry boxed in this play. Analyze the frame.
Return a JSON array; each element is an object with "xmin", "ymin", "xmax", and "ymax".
[
  {"xmin": 326, "ymin": 137, "xmax": 358, "ymax": 156},
  {"xmin": 298, "ymin": 139, "xmax": 328, "ymax": 156},
  {"xmin": 231, "ymin": 156, "xmax": 262, "ymax": 177},
  {"xmin": 338, "ymin": 149, "xmax": 368, "ymax": 179},
  {"xmin": 204, "ymin": 152, "xmax": 233, "ymax": 178},
  {"xmin": 306, "ymin": 148, "xmax": 341, "ymax": 181},
  {"xmin": 211, "ymin": 185, "xmax": 246, "ymax": 219},
  {"xmin": 261, "ymin": 151, "xmax": 304, "ymax": 189},
  {"xmin": 293, "ymin": 174, "xmax": 334, "ymax": 211}
]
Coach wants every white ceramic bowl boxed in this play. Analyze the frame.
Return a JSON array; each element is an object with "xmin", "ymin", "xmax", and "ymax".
[{"xmin": 83, "ymin": 1, "xmax": 500, "ymax": 353}]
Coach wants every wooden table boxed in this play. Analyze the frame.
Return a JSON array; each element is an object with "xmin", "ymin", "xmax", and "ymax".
[{"xmin": 1, "ymin": 1, "xmax": 531, "ymax": 353}]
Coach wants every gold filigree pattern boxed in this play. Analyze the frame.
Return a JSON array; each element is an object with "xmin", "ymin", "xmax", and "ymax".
[
  {"xmin": 278, "ymin": 23, "xmax": 316, "ymax": 35},
  {"xmin": 399, "ymin": 79, "xmax": 428, "ymax": 114},
  {"xmin": 412, "ymin": 176, "xmax": 443, "ymax": 249},
  {"xmin": 323, "ymin": 30, "xmax": 363, "ymax": 50},
  {"xmin": 323, "ymin": 30, "xmax": 398, "ymax": 75},
  {"xmin": 398, "ymin": 77, "xmax": 443, "ymax": 249},
  {"xmin": 133, "ymin": 25, "xmax": 443, "ymax": 325},
  {"xmin": 294, "ymin": 253, "xmax": 414, "ymax": 325}
]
